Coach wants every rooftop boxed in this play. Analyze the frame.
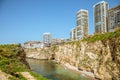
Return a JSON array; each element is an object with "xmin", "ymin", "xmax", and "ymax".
[
  {"xmin": 108, "ymin": 5, "xmax": 120, "ymax": 11},
  {"xmin": 93, "ymin": 1, "xmax": 107, "ymax": 8},
  {"xmin": 77, "ymin": 9, "xmax": 88, "ymax": 13},
  {"xmin": 43, "ymin": 32, "xmax": 51, "ymax": 35}
]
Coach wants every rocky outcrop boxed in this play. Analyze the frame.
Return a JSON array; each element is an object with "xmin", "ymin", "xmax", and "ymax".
[
  {"xmin": 0, "ymin": 70, "xmax": 11, "ymax": 80},
  {"xmin": 0, "ymin": 44, "xmax": 30, "ymax": 79},
  {"xmin": 24, "ymin": 36, "xmax": 120, "ymax": 80},
  {"xmin": 24, "ymin": 47, "xmax": 53, "ymax": 59},
  {"xmin": 55, "ymin": 37, "xmax": 120, "ymax": 80}
]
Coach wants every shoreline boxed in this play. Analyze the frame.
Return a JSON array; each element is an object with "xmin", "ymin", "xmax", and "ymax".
[
  {"xmin": 63, "ymin": 63, "xmax": 95, "ymax": 80},
  {"xmin": 26, "ymin": 58, "xmax": 96, "ymax": 80}
]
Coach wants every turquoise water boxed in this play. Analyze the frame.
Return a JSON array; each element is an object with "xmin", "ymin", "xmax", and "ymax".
[{"xmin": 26, "ymin": 58, "xmax": 88, "ymax": 80}]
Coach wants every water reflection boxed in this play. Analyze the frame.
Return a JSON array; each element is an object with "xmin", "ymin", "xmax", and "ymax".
[{"xmin": 26, "ymin": 58, "xmax": 88, "ymax": 80}]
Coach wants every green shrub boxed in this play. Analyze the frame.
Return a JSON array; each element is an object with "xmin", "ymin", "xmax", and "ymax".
[
  {"xmin": 51, "ymin": 45, "xmax": 58, "ymax": 51},
  {"xmin": 0, "ymin": 44, "xmax": 27, "ymax": 79},
  {"xmin": 8, "ymin": 74, "xmax": 27, "ymax": 80},
  {"xmin": 0, "ymin": 44, "xmax": 47, "ymax": 80},
  {"xmin": 29, "ymin": 71, "xmax": 48, "ymax": 80},
  {"xmin": 83, "ymin": 30, "xmax": 120, "ymax": 42}
]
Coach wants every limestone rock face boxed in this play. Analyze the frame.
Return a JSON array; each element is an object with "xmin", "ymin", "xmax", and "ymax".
[
  {"xmin": 24, "ymin": 36, "xmax": 120, "ymax": 80},
  {"xmin": 54, "ymin": 37, "xmax": 120, "ymax": 80},
  {"xmin": 24, "ymin": 47, "xmax": 53, "ymax": 59}
]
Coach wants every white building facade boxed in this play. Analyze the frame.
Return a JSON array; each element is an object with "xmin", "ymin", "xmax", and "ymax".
[
  {"xmin": 70, "ymin": 9, "xmax": 88, "ymax": 41},
  {"xmin": 93, "ymin": 1, "xmax": 109, "ymax": 33},
  {"xmin": 24, "ymin": 41, "xmax": 43, "ymax": 48},
  {"xmin": 43, "ymin": 32, "xmax": 52, "ymax": 46},
  {"xmin": 76, "ymin": 9, "xmax": 88, "ymax": 39},
  {"xmin": 70, "ymin": 28, "xmax": 76, "ymax": 41}
]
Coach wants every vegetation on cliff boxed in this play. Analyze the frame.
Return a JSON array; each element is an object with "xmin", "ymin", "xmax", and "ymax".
[
  {"xmin": 24, "ymin": 29, "xmax": 120, "ymax": 80},
  {"xmin": 83, "ymin": 27, "xmax": 120, "ymax": 42},
  {"xmin": 54, "ymin": 29, "xmax": 120, "ymax": 80},
  {"xmin": 0, "ymin": 44, "xmax": 47, "ymax": 80},
  {"xmin": 66, "ymin": 28, "xmax": 120, "ymax": 45}
]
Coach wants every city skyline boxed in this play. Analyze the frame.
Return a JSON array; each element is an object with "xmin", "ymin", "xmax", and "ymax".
[{"xmin": 0, "ymin": 0, "xmax": 120, "ymax": 44}]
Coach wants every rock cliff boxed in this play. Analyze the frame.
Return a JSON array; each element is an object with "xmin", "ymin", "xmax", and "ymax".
[
  {"xmin": 24, "ymin": 47, "xmax": 52, "ymax": 59},
  {"xmin": 0, "ymin": 44, "xmax": 30, "ymax": 79},
  {"xmin": 24, "ymin": 31, "xmax": 120, "ymax": 80},
  {"xmin": 53, "ymin": 37, "xmax": 120, "ymax": 80}
]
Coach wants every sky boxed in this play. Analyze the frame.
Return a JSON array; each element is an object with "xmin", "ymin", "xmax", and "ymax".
[{"xmin": 0, "ymin": 0, "xmax": 120, "ymax": 44}]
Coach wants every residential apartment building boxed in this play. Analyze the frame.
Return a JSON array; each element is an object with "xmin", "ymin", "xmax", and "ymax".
[
  {"xmin": 70, "ymin": 9, "xmax": 88, "ymax": 41},
  {"xmin": 24, "ymin": 41, "xmax": 43, "ymax": 48},
  {"xmin": 51, "ymin": 38, "xmax": 64, "ymax": 45},
  {"xmin": 43, "ymin": 32, "xmax": 52, "ymax": 46},
  {"xmin": 93, "ymin": 1, "xmax": 108, "ymax": 33},
  {"xmin": 76, "ymin": 9, "xmax": 88, "ymax": 39},
  {"xmin": 108, "ymin": 5, "xmax": 120, "ymax": 32},
  {"xmin": 70, "ymin": 28, "xmax": 76, "ymax": 41}
]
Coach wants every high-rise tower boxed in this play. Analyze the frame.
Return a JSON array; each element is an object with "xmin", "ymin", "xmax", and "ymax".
[
  {"xmin": 76, "ymin": 9, "xmax": 88, "ymax": 39},
  {"xmin": 93, "ymin": 1, "xmax": 109, "ymax": 33},
  {"xmin": 108, "ymin": 5, "xmax": 120, "ymax": 32}
]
